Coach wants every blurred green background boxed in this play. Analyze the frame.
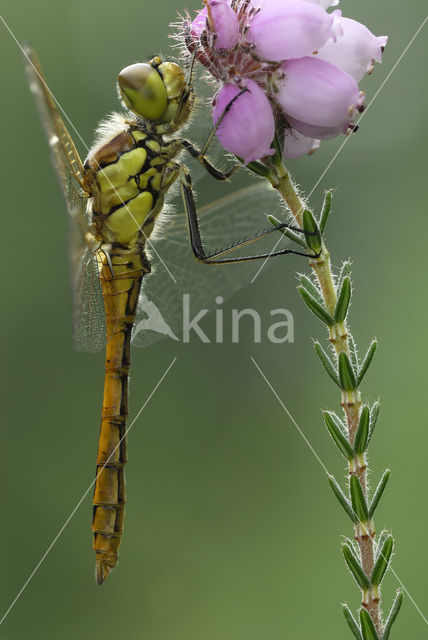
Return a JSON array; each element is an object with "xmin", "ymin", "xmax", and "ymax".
[{"xmin": 1, "ymin": 0, "xmax": 427, "ymax": 638}]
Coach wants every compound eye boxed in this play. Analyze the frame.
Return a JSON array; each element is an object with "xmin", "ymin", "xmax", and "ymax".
[{"xmin": 118, "ymin": 63, "xmax": 168, "ymax": 121}]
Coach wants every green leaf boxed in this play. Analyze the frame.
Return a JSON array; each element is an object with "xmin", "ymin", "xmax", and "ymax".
[
  {"xmin": 328, "ymin": 475, "xmax": 358, "ymax": 523},
  {"xmin": 374, "ymin": 530, "xmax": 389, "ymax": 561},
  {"xmin": 354, "ymin": 406, "xmax": 370, "ymax": 454},
  {"xmin": 323, "ymin": 412, "xmax": 355, "ymax": 460},
  {"xmin": 350, "ymin": 474, "xmax": 369, "ymax": 522},
  {"xmin": 314, "ymin": 341, "xmax": 340, "ymax": 386},
  {"xmin": 371, "ymin": 535, "xmax": 394, "ymax": 586},
  {"xmin": 319, "ymin": 189, "xmax": 333, "ymax": 234},
  {"xmin": 348, "ymin": 332, "xmax": 359, "ymax": 372},
  {"xmin": 298, "ymin": 274, "xmax": 324, "ymax": 304},
  {"xmin": 244, "ymin": 159, "xmax": 270, "ymax": 177},
  {"xmin": 272, "ymin": 130, "xmax": 284, "ymax": 163},
  {"xmin": 268, "ymin": 216, "xmax": 307, "ymax": 249},
  {"xmin": 337, "ymin": 260, "xmax": 352, "ymax": 294},
  {"xmin": 383, "ymin": 591, "xmax": 404, "ymax": 640},
  {"xmin": 360, "ymin": 609, "xmax": 380, "ymax": 640},
  {"xmin": 342, "ymin": 604, "xmax": 363, "ymax": 640},
  {"xmin": 338, "ymin": 351, "xmax": 357, "ymax": 391},
  {"xmin": 367, "ymin": 402, "xmax": 380, "ymax": 446},
  {"xmin": 298, "ymin": 287, "xmax": 335, "ymax": 326},
  {"xmin": 342, "ymin": 543, "xmax": 370, "ymax": 590},
  {"xmin": 335, "ymin": 276, "xmax": 352, "ymax": 323},
  {"xmin": 357, "ymin": 340, "xmax": 378, "ymax": 386},
  {"xmin": 302, "ymin": 209, "xmax": 322, "ymax": 253},
  {"xmin": 369, "ymin": 470, "xmax": 391, "ymax": 518}
]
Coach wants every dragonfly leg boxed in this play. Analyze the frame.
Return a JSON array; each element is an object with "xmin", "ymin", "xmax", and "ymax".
[
  {"xmin": 178, "ymin": 89, "xmax": 249, "ymax": 181},
  {"xmin": 180, "ymin": 138, "xmax": 239, "ymax": 180},
  {"xmin": 179, "ymin": 166, "xmax": 320, "ymax": 264}
]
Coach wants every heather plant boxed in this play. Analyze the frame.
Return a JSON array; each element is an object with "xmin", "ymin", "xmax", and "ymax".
[{"xmin": 173, "ymin": 2, "xmax": 402, "ymax": 637}]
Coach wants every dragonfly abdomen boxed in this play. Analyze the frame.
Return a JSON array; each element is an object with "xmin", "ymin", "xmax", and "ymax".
[{"xmin": 92, "ymin": 249, "xmax": 148, "ymax": 584}]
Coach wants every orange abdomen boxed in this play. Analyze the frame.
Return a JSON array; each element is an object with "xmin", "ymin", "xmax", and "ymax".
[{"xmin": 92, "ymin": 249, "xmax": 146, "ymax": 584}]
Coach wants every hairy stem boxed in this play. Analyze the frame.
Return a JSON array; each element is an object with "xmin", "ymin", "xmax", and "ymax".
[{"xmin": 273, "ymin": 165, "xmax": 382, "ymax": 633}]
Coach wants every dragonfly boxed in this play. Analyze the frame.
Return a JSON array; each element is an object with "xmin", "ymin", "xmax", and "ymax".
[{"xmin": 24, "ymin": 45, "xmax": 313, "ymax": 584}]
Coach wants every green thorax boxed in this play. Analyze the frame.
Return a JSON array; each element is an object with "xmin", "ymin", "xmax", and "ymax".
[{"xmin": 85, "ymin": 124, "xmax": 180, "ymax": 247}]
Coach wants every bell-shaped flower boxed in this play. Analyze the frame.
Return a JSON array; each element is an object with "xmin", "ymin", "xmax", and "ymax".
[
  {"xmin": 277, "ymin": 57, "xmax": 364, "ymax": 138},
  {"xmin": 247, "ymin": 0, "xmax": 342, "ymax": 61},
  {"xmin": 191, "ymin": 1, "xmax": 239, "ymax": 50},
  {"xmin": 315, "ymin": 17, "xmax": 387, "ymax": 81},
  {"xmin": 213, "ymin": 79, "xmax": 276, "ymax": 164},
  {"xmin": 283, "ymin": 129, "xmax": 320, "ymax": 158}
]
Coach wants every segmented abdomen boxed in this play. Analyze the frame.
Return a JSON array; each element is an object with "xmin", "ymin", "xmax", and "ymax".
[{"xmin": 92, "ymin": 249, "xmax": 146, "ymax": 585}]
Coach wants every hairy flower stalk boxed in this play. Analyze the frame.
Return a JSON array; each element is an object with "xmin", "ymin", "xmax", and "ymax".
[
  {"xmin": 275, "ymin": 171, "xmax": 395, "ymax": 636},
  {"xmin": 172, "ymin": 1, "xmax": 403, "ymax": 637}
]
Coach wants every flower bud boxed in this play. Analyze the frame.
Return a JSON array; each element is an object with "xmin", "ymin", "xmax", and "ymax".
[
  {"xmin": 247, "ymin": 0, "xmax": 342, "ymax": 61},
  {"xmin": 277, "ymin": 57, "xmax": 364, "ymax": 136},
  {"xmin": 315, "ymin": 17, "xmax": 387, "ymax": 81},
  {"xmin": 213, "ymin": 79, "xmax": 275, "ymax": 164},
  {"xmin": 208, "ymin": 0, "xmax": 239, "ymax": 49},
  {"xmin": 191, "ymin": 2, "xmax": 239, "ymax": 50}
]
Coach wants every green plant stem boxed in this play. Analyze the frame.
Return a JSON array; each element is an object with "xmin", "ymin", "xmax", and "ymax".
[{"xmin": 270, "ymin": 163, "xmax": 381, "ymax": 633}]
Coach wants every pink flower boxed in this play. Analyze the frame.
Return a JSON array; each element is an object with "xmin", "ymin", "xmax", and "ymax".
[
  {"xmin": 283, "ymin": 129, "xmax": 320, "ymax": 158},
  {"xmin": 247, "ymin": 0, "xmax": 342, "ymax": 61},
  {"xmin": 315, "ymin": 17, "xmax": 388, "ymax": 81},
  {"xmin": 190, "ymin": 1, "xmax": 239, "ymax": 50},
  {"xmin": 190, "ymin": 6, "xmax": 208, "ymax": 41},
  {"xmin": 285, "ymin": 116, "xmax": 348, "ymax": 140},
  {"xmin": 276, "ymin": 57, "xmax": 364, "ymax": 137},
  {"xmin": 213, "ymin": 79, "xmax": 276, "ymax": 164},
  {"xmin": 181, "ymin": 0, "xmax": 386, "ymax": 162},
  {"xmin": 251, "ymin": 0, "xmax": 338, "ymax": 8}
]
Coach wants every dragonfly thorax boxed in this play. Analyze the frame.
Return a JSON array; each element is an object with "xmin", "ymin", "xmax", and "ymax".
[{"xmin": 85, "ymin": 123, "xmax": 181, "ymax": 248}]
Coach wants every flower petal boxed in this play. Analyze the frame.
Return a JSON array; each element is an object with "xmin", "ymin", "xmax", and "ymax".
[
  {"xmin": 213, "ymin": 80, "xmax": 275, "ymax": 164},
  {"xmin": 283, "ymin": 129, "xmax": 321, "ymax": 157},
  {"xmin": 190, "ymin": 7, "xmax": 208, "ymax": 40},
  {"xmin": 315, "ymin": 17, "xmax": 388, "ymax": 81},
  {"xmin": 251, "ymin": 0, "xmax": 339, "ymax": 9},
  {"xmin": 277, "ymin": 57, "xmax": 363, "ymax": 129},
  {"xmin": 208, "ymin": 0, "xmax": 240, "ymax": 49},
  {"xmin": 285, "ymin": 115, "xmax": 346, "ymax": 139},
  {"xmin": 247, "ymin": 0, "xmax": 340, "ymax": 61}
]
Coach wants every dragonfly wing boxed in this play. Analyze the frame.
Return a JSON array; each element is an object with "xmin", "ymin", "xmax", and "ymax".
[
  {"xmin": 72, "ymin": 242, "xmax": 106, "ymax": 353},
  {"xmin": 132, "ymin": 180, "xmax": 295, "ymax": 347},
  {"xmin": 24, "ymin": 45, "xmax": 105, "ymax": 352}
]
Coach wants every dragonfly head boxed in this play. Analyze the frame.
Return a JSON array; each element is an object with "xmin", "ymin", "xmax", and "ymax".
[{"xmin": 118, "ymin": 57, "xmax": 194, "ymax": 128}]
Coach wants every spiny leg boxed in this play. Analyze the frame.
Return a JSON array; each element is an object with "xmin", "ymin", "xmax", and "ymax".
[
  {"xmin": 178, "ymin": 89, "xmax": 249, "ymax": 181},
  {"xmin": 179, "ymin": 166, "xmax": 320, "ymax": 264},
  {"xmin": 179, "ymin": 138, "xmax": 238, "ymax": 181}
]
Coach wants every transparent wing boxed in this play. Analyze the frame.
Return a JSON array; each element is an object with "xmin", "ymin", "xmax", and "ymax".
[
  {"xmin": 24, "ymin": 44, "xmax": 105, "ymax": 352},
  {"xmin": 132, "ymin": 180, "xmax": 296, "ymax": 347},
  {"xmin": 71, "ymin": 239, "xmax": 106, "ymax": 353}
]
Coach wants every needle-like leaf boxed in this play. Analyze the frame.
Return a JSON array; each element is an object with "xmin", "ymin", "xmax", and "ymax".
[
  {"xmin": 383, "ymin": 591, "xmax": 403, "ymax": 640},
  {"xmin": 360, "ymin": 609, "xmax": 380, "ymax": 640},
  {"xmin": 342, "ymin": 604, "xmax": 363, "ymax": 640},
  {"xmin": 314, "ymin": 341, "xmax": 340, "ymax": 386}
]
